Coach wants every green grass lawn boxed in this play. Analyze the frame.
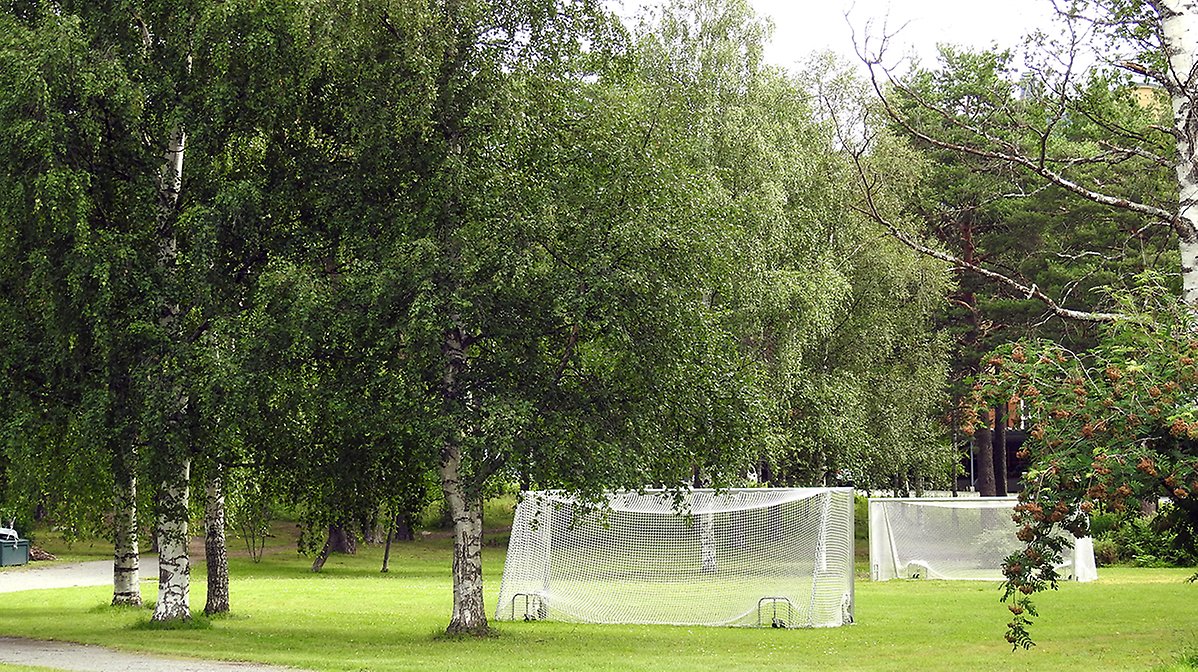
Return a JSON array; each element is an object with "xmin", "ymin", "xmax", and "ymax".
[{"xmin": 0, "ymin": 531, "xmax": 1196, "ymax": 672}]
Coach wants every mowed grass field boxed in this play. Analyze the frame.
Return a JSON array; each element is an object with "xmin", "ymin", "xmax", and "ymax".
[{"xmin": 0, "ymin": 524, "xmax": 1196, "ymax": 672}]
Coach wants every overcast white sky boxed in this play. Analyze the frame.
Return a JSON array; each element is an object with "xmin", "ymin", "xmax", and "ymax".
[
  {"xmin": 751, "ymin": 0, "xmax": 1058, "ymax": 69},
  {"xmin": 614, "ymin": 0, "xmax": 1060, "ymax": 71}
]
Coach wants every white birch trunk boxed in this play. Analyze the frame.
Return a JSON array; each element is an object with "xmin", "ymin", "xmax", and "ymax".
[
  {"xmin": 158, "ymin": 126, "xmax": 186, "ymax": 240},
  {"xmin": 1160, "ymin": 0, "xmax": 1198, "ymax": 304},
  {"xmin": 151, "ymin": 112, "xmax": 190, "ymax": 620},
  {"xmin": 141, "ymin": 12, "xmax": 192, "ymax": 619},
  {"xmin": 152, "ymin": 458, "xmax": 191, "ymax": 622},
  {"xmin": 203, "ymin": 468, "xmax": 230, "ymax": 615},
  {"xmin": 439, "ymin": 445, "xmax": 487, "ymax": 635},
  {"xmin": 112, "ymin": 460, "xmax": 141, "ymax": 606},
  {"xmin": 438, "ymin": 326, "xmax": 488, "ymax": 635}
]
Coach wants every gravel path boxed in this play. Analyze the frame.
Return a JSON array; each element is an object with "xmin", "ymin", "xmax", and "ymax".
[
  {"xmin": 0, "ymin": 638, "xmax": 305, "ymax": 672},
  {"xmin": 0, "ymin": 561, "xmax": 311, "ymax": 672},
  {"xmin": 0, "ymin": 559, "xmax": 156, "ymax": 594}
]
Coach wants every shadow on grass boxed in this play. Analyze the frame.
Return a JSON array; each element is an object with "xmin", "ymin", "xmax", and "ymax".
[
  {"xmin": 129, "ymin": 611, "xmax": 213, "ymax": 630},
  {"xmin": 87, "ymin": 602, "xmax": 150, "ymax": 614},
  {"xmin": 203, "ymin": 611, "xmax": 251, "ymax": 621},
  {"xmin": 431, "ymin": 626, "xmax": 501, "ymax": 642}
]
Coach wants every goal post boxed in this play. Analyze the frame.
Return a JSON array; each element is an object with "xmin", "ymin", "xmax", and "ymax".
[
  {"xmin": 868, "ymin": 496, "xmax": 1098, "ymax": 582},
  {"xmin": 496, "ymin": 488, "xmax": 855, "ymax": 628}
]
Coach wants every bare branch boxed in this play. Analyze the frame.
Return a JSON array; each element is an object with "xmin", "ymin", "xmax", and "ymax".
[
  {"xmin": 1094, "ymin": 140, "xmax": 1173, "ymax": 168},
  {"xmin": 1054, "ymin": 249, "xmax": 1121, "ymax": 262},
  {"xmin": 865, "ymin": 62, "xmax": 1180, "ymax": 235},
  {"xmin": 823, "ymin": 93, "xmax": 1129, "ymax": 324},
  {"xmin": 859, "ymin": 203, "xmax": 1125, "ymax": 322}
]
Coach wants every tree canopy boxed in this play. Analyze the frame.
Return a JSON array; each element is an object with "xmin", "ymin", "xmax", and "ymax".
[{"xmin": 0, "ymin": 0, "xmax": 959, "ymax": 634}]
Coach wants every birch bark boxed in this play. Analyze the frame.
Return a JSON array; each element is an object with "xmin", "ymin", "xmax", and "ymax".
[
  {"xmin": 152, "ymin": 459, "xmax": 191, "ymax": 622},
  {"xmin": 111, "ymin": 445, "xmax": 141, "ymax": 606},
  {"xmin": 1159, "ymin": 0, "xmax": 1198, "ymax": 305},
  {"xmin": 204, "ymin": 468, "xmax": 230, "ymax": 615},
  {"xmin": 150, "ymin": 121, "xmax": 192, "ymax": 623},
  {"xmin": 440, "ymin": 443, "xmax": 487, "ymax": 635},
  {"xmin": 439, "ymin": 327, "xmax": 488, "ymax": 635}
]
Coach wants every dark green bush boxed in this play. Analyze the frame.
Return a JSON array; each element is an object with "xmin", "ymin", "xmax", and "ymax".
[
  {"xmin": 1092, "ymin": 538, "xmax": 1120, "ymax": 567},
  {"xmin": 1109, "ymin": 512, "xmax": 1198, "ymax": 568},
  {"xmin": 1089, "ymin": 512, "xmax": 1119, "ymax": 538}
]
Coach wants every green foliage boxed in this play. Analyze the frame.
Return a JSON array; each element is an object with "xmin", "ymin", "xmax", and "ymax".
[
  {"xmin": 682, "ymin": 48, "xmax": 956, "ymax": 490},
  {"xmin": 0, "ymin": 0, "xmax": 956, "ymax": 628},
  {"xmin": 854, "ymin": 495, "xmax": 869, "ymax": 540},
  {"xmin": 1116, "ymin": 518, "xmax": 1191, "ymax": 567},
  {"xmin": 968, "ymin": 276, "xmax": 1198, "ymax": 646},
  {"xmin": 224, "ymin": 472, "xmax": 278, "ymax": 563},
  {"xmin": 889, "ymin": 43, "xmax": 1176, "ymax": 463},
  {"xmin": 1089, "ymin": 511, "xmax": 1120, "ymax": 537},
  {"xmin": 1095, "ymin": 506, "xmax": 1198, "ymax": 568},
  {"xmin": 1092, "ymin": 537, "xmax": 1120, "ymax": 566},
  {"xmin": 0, "ymin": 6, "xmax": 159, "ymax": 533}
]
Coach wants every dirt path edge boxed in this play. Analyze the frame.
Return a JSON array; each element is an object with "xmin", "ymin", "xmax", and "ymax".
[{"xmin": 0, "ymin": 637, "xmax": 311, "ymax": 672}]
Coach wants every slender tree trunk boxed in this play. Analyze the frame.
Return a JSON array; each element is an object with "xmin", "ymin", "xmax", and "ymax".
[
  {"xmin": 310, "ymin": 533, "xmax": 333, "ymax": 573},
  {"xmin": 520, "ymin": 450, "xmax": 532, "ymax": 492},
  {"xmin": 699, "ymin": 513, "xmax": 717, "ymax": 573},
  {"xmin": 152, "ymin": 458, "xmax": 191, "ymax": 622},
  {"xmin": 150, "ymin": 120, "xmax": 189, "ymax": 623},
  {"xmin": 381, "ymin": 516, "xmax": 394, "ymax": 573},
  {"xmin": 436, "ymin": 322, "xmax": 488, "ymax": 635},
  {"xmin": 310, "ymin": 523, "xmax": 355, "ymax": 572},
  {"xmin": 974, "ymin": 420, "xmax": 997, "ymax": 497},
  {"xmin": 993, "ymin": 404, "xmax": 1009, "ymax": 497},
  {"xmin": 1160, "ymin": 0, "xmax": 1198, "ymax": 305},
  {"xmin": 366, "ymin": 513, "xmax": 387, "ymax": 545},
  {"xmin": 440, "ymin": 444, "xmax": 487, "ymax": 635},
  {"xmin": 203, "ymin": 468, "xmax": 230, "ymax": 616},
  {"xmin": 112, "ymin": 444, "xmax": 141, "ymax": 607}
]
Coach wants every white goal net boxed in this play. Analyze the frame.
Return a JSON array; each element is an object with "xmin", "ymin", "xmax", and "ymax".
[
  {"xmin": 868, "ymin": 497, "xmax": 1098, "ymax": 582},
  {"xmin": 496, "ymin": 488, "xmax": 855, "ymax": 628}
]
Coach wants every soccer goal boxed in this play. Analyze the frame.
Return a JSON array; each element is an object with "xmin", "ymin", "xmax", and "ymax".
[
  {"xmin": 868, "ymin": 496, "xmax": 1098, "ymax": 582},
  {"xmin": 496, "ymin": 488, "xmax": 855, "ymax": 628}
]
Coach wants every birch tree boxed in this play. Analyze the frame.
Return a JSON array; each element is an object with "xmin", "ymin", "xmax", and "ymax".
[
  {"xmin": 634, "ymin": 7, "xmax": 955, "ymax": 490},
  {"xmin": 0, "ymin": 0, "xmax": 314, "ymax": 620},
  {"xmin": 313, "ymin": 0, "xmax": 777, "ymax": 635},
  {"xmin": 0, "ymin": 7, "xmax": 158, "ymax": 607}
]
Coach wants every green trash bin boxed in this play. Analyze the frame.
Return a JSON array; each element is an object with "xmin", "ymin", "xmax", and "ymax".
[{"xmin": 0, "ymin": 527, "xmax": 29, "ymax": 566}]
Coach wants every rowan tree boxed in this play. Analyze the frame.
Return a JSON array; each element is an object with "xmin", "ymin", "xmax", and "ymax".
[{"xmin": 965, "ymin": 277, "xmax": 1197, "ymax": 647}]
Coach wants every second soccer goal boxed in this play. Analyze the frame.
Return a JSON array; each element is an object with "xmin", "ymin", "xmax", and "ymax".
[{"xmin": 868, "ymin": 496, "xmax": 1098, "ymax": 582}]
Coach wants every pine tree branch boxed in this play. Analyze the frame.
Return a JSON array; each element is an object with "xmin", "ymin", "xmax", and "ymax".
[
  {"xmin": 862, "ymin": 61, "xmax": 1180, "ymax": 234},
  {"xmin": 827, "ymin": 117, "xmax": 1128, "ymax": 324}
]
